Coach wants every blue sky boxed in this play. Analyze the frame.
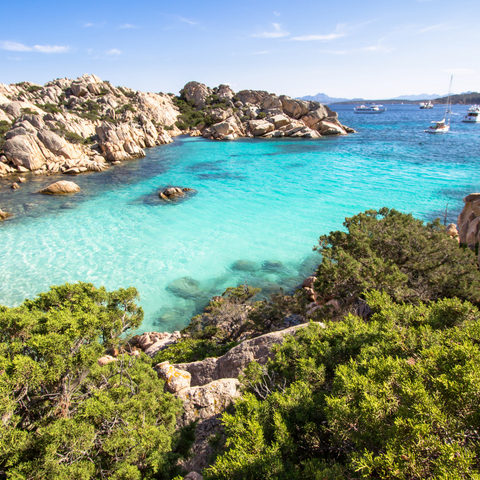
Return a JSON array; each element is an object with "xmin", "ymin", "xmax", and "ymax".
[{"xmin": 1, "ymin": 0, "xmax": 479, "ymax": 99}]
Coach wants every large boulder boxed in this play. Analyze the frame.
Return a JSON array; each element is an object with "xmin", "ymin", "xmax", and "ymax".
[
  {"xmin": 3, "ymin": 134, "xmax": 49, "ymax": 170},
  {"xmin": 458, "ymin": 193, "xmax": 480, "ymax": 246},
  {"xmin": 40, "ymin": 180, "xmax": 81, "ymax": 195},
  {"xmin": 248, "ymin": 119, "xmax": 275, "ymax": 137},
  {"xmin": 316, "ymin": 120, "xmax": 347, "ymax": 135},
  {"xmin": 279, "ymin": 96, "xmax": 311, "ymax": 119},
  {"xmin": 155, "ymin": 362, "xmax": 192, "ymax": 393},
  {"xmin": 236, "ymin": 90, "xmax": 269, "ymax": 105},
  {"xmin": 181, "ymin": 82, "xmax": 212, "ymax": 109}
]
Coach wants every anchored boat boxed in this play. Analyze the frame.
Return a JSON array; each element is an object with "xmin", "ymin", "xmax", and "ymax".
[
  {"xmin": 462, "ymin": 105, "xmax": 480, "ymax": 123},
  {"xmin": 420, "ymin": 101, "xmax": 434, "ymax": 109},
  {"xmin": 354, "ymin": 104, "xmax": 386, "ymax": 114},
  {"xmin": 425, "ymin": 76, "xmax": 452, "ymax": 134}
]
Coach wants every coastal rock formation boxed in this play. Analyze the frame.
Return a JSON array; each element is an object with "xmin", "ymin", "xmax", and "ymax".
[
  {"xmin": 40, "ymin": 180, "xmax": 81, "ymax": 195},
  {"xmin": 457, "ymin": 194, "xmax": 480, "ymax": 265},
  {"xmin": 0, "ymin": 74, "xmax": 179, "ymax": 175},
  {"xmin": 155, "ymin": 362, "xmax": 192, "ymax": 393},
  {"xmin": 175, "ymin": 323, "xmax": 321, "ymax": 387}
]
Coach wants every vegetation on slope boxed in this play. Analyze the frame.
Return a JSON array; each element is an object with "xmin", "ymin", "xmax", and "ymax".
[{"xmin": 0, "ymin": 283, "xmax": 186, "ymax": 480}]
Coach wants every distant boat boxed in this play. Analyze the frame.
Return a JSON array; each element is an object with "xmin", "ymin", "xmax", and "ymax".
[
  {"xmin": 425, "ymin": 77, "xmax": 452, "ymax": 134},
  {"xmin": 420, "ymin": 101, "xmax": 434, "ymax": 109},
  {"xmin": 462, "ymin": 105, "xmax": 480, "ymax": 123},
  {"xmin": 354, "ymin": 104, "xmax": 386, "ymax": 114}
]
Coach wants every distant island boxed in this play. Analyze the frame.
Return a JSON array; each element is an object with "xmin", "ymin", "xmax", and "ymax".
[{"xmin": 299, "ymin": 91, "xmax": 479, "ymax": 105}]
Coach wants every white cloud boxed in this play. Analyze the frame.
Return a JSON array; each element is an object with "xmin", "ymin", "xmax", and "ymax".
[
  {"xmin": 119, "ymin": 23, "xmax": 139, "ymax": 29},
  {"xmin": 363, "ymin": 38, "xmax": 392, "ymax": 52},
  {"xmin": 273, "ymin": 11, "xmax": 281, "ymax": 16},
  {"xmin": 251, "ymin": 23, "xmax": 290, "ymax": 38},
  {"xmin": 178, "ymin": 16, "xmax": 198, "ymax": 25},
  {"xmin": 0, "ymin": 41, "xmax": 69, "ymax": 53},
  {"xmin": 443, "ymin": 68, "xmax": 475, "ymax": 75},
  {"xmin": 83, "ymin": 22, "xmax": 94, "ymax": 27},
  {"xmin": 291, "ymin": 23, "xmax": 346, "ymax": 41},
  {"xmin": 251, "ymin": 50, "xmax": 272, "ymax": 55},
  {"xmin": 106, "ymin": 48, "xmax": 122, "ymax": 55}
]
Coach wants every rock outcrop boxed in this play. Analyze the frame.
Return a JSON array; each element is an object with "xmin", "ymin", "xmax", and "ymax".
[
  {"xmin": 175, "ymin": 323, "xmax": 320, "ymax": 387},
  {"xmin": 40, "ymin": 180, "xmax": 81, "ymax": 195},
  {"xmin": 457, "ymin": 193, "xmax": 480, "ymax": 266},
  {"xmin": 0, "ymin": 74, "xmax": 180, "ymax": 176},
  {"xmin": 159, "ymin": 187, "xmax": 197, "ymax": 201}
]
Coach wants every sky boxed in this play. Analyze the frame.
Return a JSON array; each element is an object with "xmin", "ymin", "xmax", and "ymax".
[{"xmin": 1, "ymin": 0, "xmax": 479, "ymax": 99}]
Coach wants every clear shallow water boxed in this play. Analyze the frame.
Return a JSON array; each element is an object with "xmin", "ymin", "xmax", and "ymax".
[{"xmin": 1, "ymin": 104, "xmax": 479, "ymax": 333}]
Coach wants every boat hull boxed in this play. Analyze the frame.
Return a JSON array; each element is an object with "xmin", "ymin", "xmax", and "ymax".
[
  {"xmin": 354, "ymin": 110, "xmax": 386, "ymax": 114},
  {"xmin": 424, "ymin": 126, "xmax": 450, "ymax": 134}
]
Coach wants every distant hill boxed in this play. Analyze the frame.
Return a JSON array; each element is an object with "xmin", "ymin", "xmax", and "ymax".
[
  {"xmin": 433, "ymin": 92, "xmax": 480, "ymax": 105},
  {"xmin": 298, "ymin": 93, "xmax": 363, "ymax": 104},
  {"xmin": 393, "ymin": 93, "xmax": 443, "ymax": 101}
]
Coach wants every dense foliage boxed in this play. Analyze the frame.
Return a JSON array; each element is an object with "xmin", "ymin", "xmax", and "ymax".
[
  {"xmin": 0, "ymin": 283, "xmax": 183, "ymax": 479},
  {"xmin": 313, "ymin": 208, "xmax": 480, "ymax": 314},
  {"xmin": 205, "ymin": 291, "xmax": 480, "ymax": 479}
]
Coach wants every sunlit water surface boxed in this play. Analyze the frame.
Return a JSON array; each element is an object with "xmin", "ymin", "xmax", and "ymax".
[{"xmin": 1, "ymin": 104, "xmax": 479, "ymax": 332}]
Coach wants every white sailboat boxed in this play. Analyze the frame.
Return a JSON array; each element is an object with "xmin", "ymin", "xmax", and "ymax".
[{"xmin": 424, "ymin": 76, "xmax": 453, "ymax": 134}]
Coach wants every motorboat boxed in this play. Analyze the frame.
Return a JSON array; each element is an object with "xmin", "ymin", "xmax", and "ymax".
[
  {"xmin": 462, "ymin": 105, "xmax": 480, "ymax": 123},
  {"xmin": 425, "ymin": 76, "xmax": 452, "ymax": 134},
  {"xmin": 424, "ymin": 119, "xmax": 450, "ymax": 134},
  {"xmin": 354, "ymin": 104, "xmax": 386, "ymax": 114},
  {"xmin": 420, "ymin": 101, "xmax": 434, "ymax": 109}
]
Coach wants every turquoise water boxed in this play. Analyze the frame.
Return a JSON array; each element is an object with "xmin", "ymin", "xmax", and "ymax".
[{"xmin": 1, "ymin": 104, "xmax": 479, "ymax": 333}]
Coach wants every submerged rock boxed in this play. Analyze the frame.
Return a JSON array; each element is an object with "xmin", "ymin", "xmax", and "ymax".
[
  {"xmin": 0, "ymin": 208, "xmax": 12, "ymax": 220},
  {"xmin": 166, "ymin": 277, "xmax": 206, "ymax": 300},
  {"xmin": 231, "ymin": 259, "xmax": 259, "ymax": 272},
  {"xmin": 262, "ymin": 260, "xmax": 284, "ymax": 272},
  {"xmin": 40, "ymin": 180, "xmax": 81, "ymax": 195}
]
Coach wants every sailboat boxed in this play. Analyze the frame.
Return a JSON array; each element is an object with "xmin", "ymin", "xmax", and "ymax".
[{"xmin": 424, "ymin": 76, "xmax": 453, "ymax": 134}]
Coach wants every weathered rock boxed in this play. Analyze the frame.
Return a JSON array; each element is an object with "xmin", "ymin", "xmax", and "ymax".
[
  {"xmin": 40, "ymin": 180, "xmax": 81, "ymax": 195},
  {"xmin": 279, "ymin": 96, "xmax": 311, "ymax": 119},
  {"xmin": 176, "ymin": 323, "xmax": 322, "ymax": 387},
  {"xmin": 248, "ymin": 120, "xmax": 275, "ymax": 137},
  {"xmin": 4, "ymin": 134, "xmax": 49, "ymax": 170},
  {"xmin": 458, "ymin": 193, "xmax": 480, "ymax": 246},
  {"xmin": 180, "ymin": 82, "xmax": 213, "ymax": 109},
  {"xmin": 446, "ymin": 223, "xmax": 459, "ymax": 238},
  {"xmin": 0, "ymin": 208, "xmax": 12, "ymax": 220},
  {"xmin": 184, "ymin": 473, "xmax": 203, "ymax": 480},
  {"xmin": 316, "ymin": 120, "xmax": 347, "ymax": 135},
  {"xmin": 98, "ymin": 355, "xmax": 117, "ymax": 366},
  {"xmin": 155, "ymin": 361, "xmax": 192, "ymax": 393},
  {"xmin": 17, "ymin": 177, "xmax": 26, "ymax": 183},
  {"xmin": 159, "ymin": 186, "xmax": 197, "ymax": 201},
  {"xmin": 177, "ymin": 378, "xmax": 240, "ymax": 426},
  {"xmin": 302, "ymin": 276, "xmax": 317, "ymax": 288},
  {"xmin": 11, "ymin": 182, "xmax": 19, "ymax": 189},
  {"xmin": 270, "ymin": 114, "xmax": 290, "ymax": 129}
]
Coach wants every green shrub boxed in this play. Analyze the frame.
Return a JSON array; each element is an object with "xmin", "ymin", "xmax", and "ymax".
[
  {"xmin": 0, "ymin": 282, "xmax": 185, "ymax": 479},
  {"xmin": 206, "ymin": 292, "xmax": 480, "ymax": 479},
  {"xmin": 313, "ymin": 208, "xmax": 480, "ymax": 314},
  {"xmin": 256, "ymin": 112, "xmax": 267, "ymax": 119},
  {"xmin": 38, "ymin": 103, "xmax": 62, "ymax": 114},
  {"xmin": 26, "ymin": 85, "xmax": 43, "ymax": 93},
  {"xmin": 0, "ymin": 120, "xmax": 11, "ymax": 151},
  {"xmin": 154, "ymin": 338, "xmax": 237, "ymax": 364},
  {"xmin": 20, "ymin": 107, "xmax": 38, "ymax": 115}
]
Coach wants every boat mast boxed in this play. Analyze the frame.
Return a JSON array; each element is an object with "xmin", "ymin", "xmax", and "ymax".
[{"xmin": 446, "ymin": 75, "xmax": 453, "ymax": 126}]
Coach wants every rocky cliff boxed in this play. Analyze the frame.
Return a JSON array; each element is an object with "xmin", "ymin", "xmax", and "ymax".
[
  {"xmin": 0, "ymin": 75, "xmax": 354, "ymax": 179},
  {"xmin": 181, "ymin": 81, "xmax": 355, "ymax": 141},
  {"xmin": 0, "ymin": 74, "xmax": 179, "ymax": 176}
]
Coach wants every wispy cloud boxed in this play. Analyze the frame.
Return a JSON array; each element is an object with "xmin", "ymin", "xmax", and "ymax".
[
  {"xmin": 443, "ymin": 68, "xmax": 475, "ymax": 75},
  {"xmin": 251, "ymin": 50, "xmax": 272, "ymax": 55},
  {"xmin": 83, "ymin": 22, "xmax": 105, "ymax": 28},
  {"xmin": 273, "ymin": 11, "xmax": 281, "ymax": 16},
  {"xmin": 418, "ymin": 23, "xmax": 454, "ymax": 34},
  {"xmin": 0, "ymin": 41, "xmax": 69, "ymax": 53},
  {"xmin": 251, "ymin": 23, "xmax": 290, "ymax": 38},
  {"xmin": 291, "ymin": 23, "xmax": 347, "ymax": 41},
  {"xmin": 106, "ymin": 48, "xmax": 122, "ymax": 55},
  {"xmin": 119, "ymin": 23, "xmax": 140, "ymax": 29},
  {"xmin": 178, "ymin": 16, "xmax": 198, "ymax": 25}
]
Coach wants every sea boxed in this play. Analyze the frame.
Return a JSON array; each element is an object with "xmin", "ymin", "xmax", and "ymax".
[{"xmin": 1, "ymin": 104, "xmax": 479, "ymax": 333}]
